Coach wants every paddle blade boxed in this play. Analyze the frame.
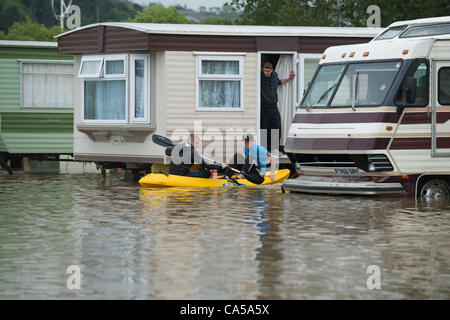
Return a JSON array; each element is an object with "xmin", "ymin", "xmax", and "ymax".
[
  {"xmin": 164, "ymin": 146, "xmax": 174, "ymax": 156},
  {"xmin": 152, "ymin": 134, "xmax": 174, "ymax": 148}
]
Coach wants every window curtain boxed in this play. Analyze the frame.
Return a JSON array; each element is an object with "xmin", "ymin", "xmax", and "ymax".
[
  {"xmin": 199, "ymin": 60, "xmax": 240, "ymax": 108},
  {"xmin": 275, "ymin": 55, "xmax": 292, "ymax": 145},
  {"xmin": 200, "ymin": 80, "xmax": 240, "ymax": 108},
  {"xmin": 202, "ymin": 60, "xmax": 239, "ymax": 75},
  {"xmin": 105, "ymin": 60, "xmax": 124, "ymax": 75},
  {"xmin": 134, "ymin": 59, "xmax": 145, "ymax": 118},
  {"xmin": 22, "ymin": 63, "xmax": 73, "ymax": 108},
  {"xmin": 84, "ymin": 80, "xmax": 126, "ymax": 120}
]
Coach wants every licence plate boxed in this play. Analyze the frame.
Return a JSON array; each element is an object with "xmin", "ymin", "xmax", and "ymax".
[{"xmin": 334, "ymin": 168, "xmax": 360, "ymax": 175}]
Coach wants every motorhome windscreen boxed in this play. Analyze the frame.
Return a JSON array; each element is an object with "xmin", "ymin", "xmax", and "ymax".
[
  {"xmin": 301, "ymin": 61, "xmax": 402, "ymax": 109},
  {"xmin": 300, "ymin": 64, "xmax": 346, "ymax": 108},
  {"xmin": 374, "ymin": 26, "xmax": 407, "ymax": 40},
  {"xmin": 400, "ymin": 23, "xmax": 450, "ymax": 38}
]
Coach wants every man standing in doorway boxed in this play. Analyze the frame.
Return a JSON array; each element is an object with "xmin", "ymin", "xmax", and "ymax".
[{"xmin": 260, "ymin": 61, "xmax": 295, "ymax": 152}]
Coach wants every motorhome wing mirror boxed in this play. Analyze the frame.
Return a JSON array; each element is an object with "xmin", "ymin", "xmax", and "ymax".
[{"xmin": 405, "ymin": 76, "xmax": 417, "ymax": 104}]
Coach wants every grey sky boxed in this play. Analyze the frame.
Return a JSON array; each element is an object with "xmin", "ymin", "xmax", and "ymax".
[{"xmin": 131, "ymin": 0, "xmax": 231, "ymax": 10}]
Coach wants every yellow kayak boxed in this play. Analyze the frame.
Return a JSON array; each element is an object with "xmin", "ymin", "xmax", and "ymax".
[{"xmin": 139, "ymin": 169, "xmax": 290, "ymax": 188}]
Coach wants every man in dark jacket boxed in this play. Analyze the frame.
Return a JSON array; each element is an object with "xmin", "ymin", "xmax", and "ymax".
[
  {"xmin": 260, "ymin": 61, "xmax": 295, "ymax": 152},
  {"xmin": 169, "ymin": 134, "xmax": 226, "ymax": 178}
]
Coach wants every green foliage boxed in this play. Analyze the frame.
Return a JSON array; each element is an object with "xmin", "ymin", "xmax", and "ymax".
[
  {"xmin": 228, "ymin": 0, "xmax": 450, "ymax": 27},
  {"xmin": 229, "ymin": 0, "xmax": 341, "ymax": 26},
  {"xmin": 0, "ymin": 0, "xmax": 28, "ymax": 32},
  {"xmin": 201, "ymin": 16, "xmax": 233, "ymax": 25},
  {"xmin": 3, "ymin": 17, "xmax": 63, "ymax": 42},
  {"xmin": 132, "ymin": 5, "xmax": 191, "ymax": 24},
  {"xmin": 339, "ymin": 0, "xmax": 450, "ymax": 27},
  {"xmin": 0, "ymin": 0, "xmax": 143, "ymax": 33}
]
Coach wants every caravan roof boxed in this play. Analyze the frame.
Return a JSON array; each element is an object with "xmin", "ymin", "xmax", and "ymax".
[{"xmin": 55, "ymin": 22, "xmax": 381, "ymax": 38}]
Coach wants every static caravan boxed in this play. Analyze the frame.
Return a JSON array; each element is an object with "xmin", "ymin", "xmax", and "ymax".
[
  {"xmin": 0, "ymin": 40, "xmax": 74, "ymax": 173},
  {"xmin": 284, "ymin": 16, "xmax": 450, "ymax": 200},
  {"xmin": 56, "ymin": 23, "xmax": 380, "ymax": 177}
]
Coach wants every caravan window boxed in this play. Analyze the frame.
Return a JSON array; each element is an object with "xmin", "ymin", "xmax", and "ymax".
[
  {"xmin": 196, "ymin": 56, "xmax": 244, "ymax": 110},
  {"xmin": 130, "ymin": 55, "xmax": 150, "ymax": 122},
  {"xmin": 79, "ymin": 54, "xmax": 150, "ymax": 123},
  {"xmin": 21, "ymin": 61, "xmax": 74, "ymax": 108}
]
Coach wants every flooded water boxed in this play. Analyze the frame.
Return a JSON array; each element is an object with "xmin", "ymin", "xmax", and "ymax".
[{"xmin": 0, "ymin": 173, "xmax": 449, "ymax": 299}]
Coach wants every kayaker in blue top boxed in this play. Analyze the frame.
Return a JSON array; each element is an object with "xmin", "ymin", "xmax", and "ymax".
[{"xmin": 226, "ymin": 134, "xmax": 277, "ymax": 182}]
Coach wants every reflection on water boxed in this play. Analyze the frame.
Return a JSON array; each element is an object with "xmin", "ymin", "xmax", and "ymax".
[{"xmin": 0, "ymin": 174, "xmax": 449, "ymax": 299}]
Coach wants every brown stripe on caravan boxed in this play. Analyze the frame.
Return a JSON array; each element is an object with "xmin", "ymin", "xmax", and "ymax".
[
  {"xmin": 256, "ymin": 37, "xmax": 299, "ymax": 51},
  {"xmin": 298, "ymin": 36, "xmax": 372, "ymax": 53},
  {"xmin": 104, "ymin": 27, "xmax": 150, "ymax": 52},
  {"xmin": 148, "ymin": 34, "xmax": 257, "ymax": 52},
  {"xmin": 57, "ymin": 25, "xmax": 374, "ymax": 54},
  {"xmin": 58, "ymin": 26, "xmax": 105, "ymax": 53},
  {"xmin": 285, "ymin": 137, "xmax": 390, "ymax": 150},
  {"xmin": 292, "ymin": 112, "xmax": 400, "ymax": 124},
  {"xmin": 390, "ymin": 137, "xmax": 450, "ymax": 149}
]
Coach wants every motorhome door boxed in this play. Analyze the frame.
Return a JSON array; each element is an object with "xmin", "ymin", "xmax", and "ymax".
[{"xmin": 431, "ymin": 60, "xmax": 450, "ymax": 157}]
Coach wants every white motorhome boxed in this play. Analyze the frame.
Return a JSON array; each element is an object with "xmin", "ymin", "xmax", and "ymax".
[{"xmin": 284, "ymin": 17, "xmax": 450, "ymax": 200}]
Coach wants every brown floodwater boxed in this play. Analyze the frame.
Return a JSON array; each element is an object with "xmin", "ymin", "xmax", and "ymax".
[{"xmin": 0, "ymin": 173, "xmax": 449, "ymax": 299}]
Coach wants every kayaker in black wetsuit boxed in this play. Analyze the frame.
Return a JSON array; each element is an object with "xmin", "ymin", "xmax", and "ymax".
[{"xmin": 169, "ymin": 134, "xmax": 226, "ymax": 178}]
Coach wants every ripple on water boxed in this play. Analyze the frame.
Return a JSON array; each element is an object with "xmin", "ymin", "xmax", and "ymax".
[{"xmin": 0, "ymin": 174, "xmax": 449, "ymax": 299}]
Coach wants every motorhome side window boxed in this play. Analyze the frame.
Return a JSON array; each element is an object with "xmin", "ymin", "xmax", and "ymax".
[
  {"xmin": 400, "ymin": 23, "xmax": 450, "ymax": 38},
  {"xmin": 374, "ymin": 26, "xmax": 407, "ymax": 40},
  {"xmin": 196, "ymin": 55, "xmax": 243, "ymax": 110},
  {"xmin": 395, "ymin": 61, "xmax": 428, "ymax": 106},
  {"xmin": 438, "ymin": 68, "xmax": 450, "ymax": 105},
  {"xmin": 78, "ymin": 54, "xmax": 150, "ymax": 123}
]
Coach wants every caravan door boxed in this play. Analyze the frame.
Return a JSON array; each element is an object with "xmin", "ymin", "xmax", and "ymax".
[
  {"xmin": 258, "ymin": 51, "xmax": 297, "ymax": 148},
  {"xmin": 431, "ymin": 60, "xmax": 450, "ymax": 157}
]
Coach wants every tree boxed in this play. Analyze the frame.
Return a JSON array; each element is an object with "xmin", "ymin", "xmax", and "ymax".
[
  {"xmin": 0, "ymin": 0, "xmax": 143, "ymax": 33},
  {"xmin": 4, "ymin": 17, "xmax": 63, "ymax": 41},
  {"xmin": 132, "ymin": 5, "xmax": 191, "ymax": 24},
  {"xmin": 0, "ymin": 0, "xmax": 27, "ymax": 33},
  {"xmin": 339, "ymin": 0, "xmax": 450, "ymax": 27},
  {"xmin": 228, "ymin": 0, "xmax": 342, "ymax": 26},
  {"xmin": 227, "ymin": 0, "xmax": 450, "ymax": 27},
  {"xmin": 201, "ymin": 16, "xmax": 233, "ymax": 25}
]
